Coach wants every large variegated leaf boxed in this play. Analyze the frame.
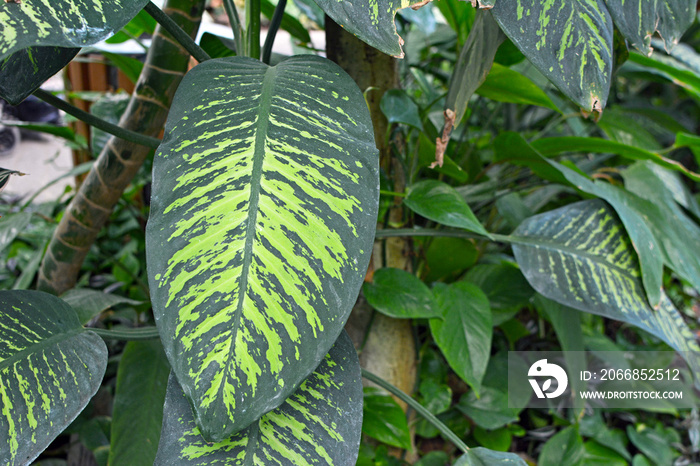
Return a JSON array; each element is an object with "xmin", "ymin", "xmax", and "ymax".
[
  {"xmin": 154, "ymin": 331, "xmax": 362, "ymax": 465},
  {"xmin": 0, "ymin": 0, "xmax": 149, "ymax": 62},
  {"xmin": 313, "ymin": 0, "xmax": 417, "ymax": 57},
  {"xmin": 0, "ymin": 290, "xmax": 108, "ymax": 465},
  {"xmin": 491, "ymin": 0, "xmax": 613, "ymax": 112},
  {"xmin": 146, "ymin": 55, "xmax": 378, "ymax": 442},
  {"xmin": 510, "ymin": 200, "xmax": 700, "ymax": 381},
  {"xmin": 605, "ymin": 0, "xmax": 696, "ymax": 55},
  {"xmin": 0, "ymin": 47, "xmax": 79, "ymax": 105}
]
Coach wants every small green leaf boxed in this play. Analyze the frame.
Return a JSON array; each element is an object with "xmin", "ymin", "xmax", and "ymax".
[
  {"xmin": 424, "ymin": 236, "xmax": 478, "ymax": 283},
  {"xmin": 476, "ymin": 63, "xmax": 559, "ymax": 112},
  {"xmin": 0, "ymin": 212, "xmax": 31, "ymax": 253},
  {"xmin": 454, "ymin": 447, "xmax": 526, "ymax": 465},
  {"xmin": 199, "ymin": 33, "xmax": 236, "ymax": 58},
  {"xmin": 430, "ymin": 282, "xmax": 492, "ymax": 395},
  {"xmin": 380, "ymin": 89, "xmax": 423, "ymax": 130},
  {"xmin": 89, "ymin": 92, "xmax": 131, "ymax": 158},
  {"xmin": 109, "ymin": 341, "xmax": 170, "ymax": 466},
  {"xmin": 473, "ymin": 426, "xmax": 512, "ymax": 452},
  {"xmin": 582, "ymin": 441, "xmax": 629, "ymax": 466},
  {"xmin": 418, "ymin": 378, "xmax": 452, "ymax": 415},
  {"xmin": 363, "ymin": 268, "xmax": 439, "ymax": 319},
  {"xmin": 538, "ymin": 427, "xmax": 585, "ymax": 466},
  {"xmin": 491, "ymin": 0, "xmax": 613, "ymax": 111},
  {"xmin": 155, "ymin": 331, "xmax": 363, "ymax": 465},
  {"xmin": 0, "ymin": 290, "xmax": 107, "ymax": 465},
  {"xmin": 362, "ymin": 387, "xmax": 411, "ymax": 450},
  {"xmin": 404, "ymin": 180, "xmax": 490, "ymax": 237},
  {"xmin": 457, "ymin": 387, "xmax": 518, "ymax": 430},
  {"xmin": 60, "ymin": 288, "xmax": 142, "ymax": 324},
  {"xmin": 626, "ymin": 424, "xmax": 678, "ymax": 466},
  {"xmin": 261, "ymin": 0, "xmax": 311, "ymax": 43},
  {"xmin": 464, "ymin": 263, "xmax": 534, "ymax": 312}
]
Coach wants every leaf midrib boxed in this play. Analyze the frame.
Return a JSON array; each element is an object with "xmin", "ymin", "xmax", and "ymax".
[
  {"xmin": 225, "ymin": 64, "xmax": 279, "ymax": 390},
  {"xmin": 0, "ymin": 327, "xmax": 85, "ymax": 373}
]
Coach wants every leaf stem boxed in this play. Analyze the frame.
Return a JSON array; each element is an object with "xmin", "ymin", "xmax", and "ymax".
[
  {"xmin": 361, "ymin": 368, "xmax": 470, "ymax": 454},
  {"xmin": 262, "ymin": 0, "xmax": 286, "ymax": 64},
  {"xmin": 379, "ymin": 190, "xmax": 406, "ymax": 198},
  {"xmin": 223, "ymin": 0, "xmax": 244, "ymax": 55},
  {"xmin": 33, "ymin": 89, "xmax": 161, "ymax": 150},
  {"xmin": 91, "ymin": 327, "xmax": 160, "ymax": 340},
  {"xmin": 246, "ymin": 0, "xmax": 261, "ymax": 59},
  {"xmin": 145, "ymin": 1, "xmax": 211, "ymax": 62},
  {"xmin": 374, "ymin": 228, "xmax": 509, "ymax": 243}
]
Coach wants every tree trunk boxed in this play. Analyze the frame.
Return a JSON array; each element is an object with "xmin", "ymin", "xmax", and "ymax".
[{"xmin": 38, "ymin": 0, "xmax": 206, "ymax": 295}]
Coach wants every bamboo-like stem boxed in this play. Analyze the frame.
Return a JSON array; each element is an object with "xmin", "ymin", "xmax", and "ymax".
[
  {"xmin": 38, "ymin": 0, "xmax": 206, "ymax": 295},
  {"xmin": 262, "ymin": 0, "xmax": 286, "ymax": 64},
  {"xmin": 362, "ymin": 369, "xmax": 470, "ymax": 454},
  {"xmin": 223, "ymin": 0, "xmax": 244, "ymax": 55},
  {"xmin": 246, "ymin": 0, "xmax": 261, "ymax": 59},
  {"xmin": 91, "ymin": 327, "xmax": 160, "ymax": 340},
  {"xmin": 374, "ymin": 228, "xmax": 507, "ymax": 243},
  {"xmin": 145, "ymin": 1, "xmax": 211, "ymax": 62},
  {"xmin": 34, "ymin": 89, "xmax": 161, "ymax": 149}
]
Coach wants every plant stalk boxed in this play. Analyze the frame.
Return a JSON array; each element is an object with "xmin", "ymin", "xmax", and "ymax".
[
  {"xmin": 246, "ymin": 0, "xmax": 261, "ymax": 59},
  {"xmin": 362, "ymin": 369, "xmax": 470, "ymax": 454},
  {"xmin": 91, "ymin": 327, "xmax": 160, "ymax": 340},
  {"xmin": 145, "ymin": 1, "xmax": 211, "ymax": 62},
  {"xmin": 223, "ymin": 0, "xmax": 244, "ymax": 56},
  {"xmin": 34, "ymin": 89, "xmax": 161, "ymax": 150},
  {"xmin": 262, "ymin": 0, "xmax": 286, "ymax": 64}
]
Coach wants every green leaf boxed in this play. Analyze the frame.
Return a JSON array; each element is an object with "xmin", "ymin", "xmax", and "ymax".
[
  {"xmin": 362, "ymin": 387, "xmax": 411, "ymax": 450},
  {"xmin": 404, "ymin": 180, "xmax": 491, "ymax": 237},
  {"xmin": 89, "ymin": 92, "xmax": 131, "ymax": 158},
  {"xmin": 380, "ymin": 89, "xmax": 423, "ymax": 130},
  {"xmin": 105, "ymin": 8, "xmax": 157, "ymax": 44},
  {"xmin": 155, "ymin": 331, "xmax": 363, "ymax": 465},
  {"xmin": 538, "ymin": 427, "xmax": 585, "ymax": 466},
  {"xmin": 510, "ymin": 199, "xmax": 700, "ymax": 381},
  {"xmin": 605, "ymin": 0, "xmax": 696, "ymax": 54},
  {"xmin": 60, "ymin": 288, "xmax": 142, "ymax": 324},
  {"xmin": 579, "ymin": 415, "xmax": 630, "ymax": 461},
  {"xmin": 491, "ymin": 0, "xmax": 613, "ymax": 111},
  {"xmin": 464, "ymin": 263, "xmax": 534, "ymax": 311},
  {"xmin": 0, "ymin": 47, "xmax": 79, "ymax": 105},
  {"xmin": 363, "ymin": 267, "xmax": 439, "ymax": 319},
  {"xmin": 457, "ymin": 387, "xmax": 518, "ymax": 430},
  {"xmin": 476, "ymin": 63, "xmax": 559, "ymax": 112},
  {"xmin": 626, "ymin": 424, "xmax": 678, "ymax": 466},
  {"xmin": 627, "ymin": 51, "xmax": 700, "ymax": 102},
  {"xmin": 0, "ymin": 290, "xmax": 107, "ymax": 465},
  {"xmin": 313, "ymin": 0, "xmax": 416, "ymax": 57},
  {"xmin": 261, "ymin": 0, "xmax": 311, "ymax": 43},
  {"xmin": 0, "ymin": 212, "xmax": 32, "ymax": 254},
  {"xmin": 454, "ymin": 447, "xmax": 526, "ymax": 465},
  {"xmin": 146, "ymin": 56, "xmax": 378, "ymax": 441},
  {"xmin": 199, "ymin": 33, "xmax": 236, "ymax": 58},
  {"xmin": 430, "ymin": 282, "xmax": 492, "ymax": 395},
  {"xmin": 0, "ymin": 0, "xmax": 150, "ymax": 62},
  {"xmin": 597, "ymin": 107, "xmax": 662, "ymax": 151},
  {"xmin": 99, "ymin": 51, "xmax": 144, "ymax": 85},
  {"xmin": 473, "ymin": 426, "xmax": 512, "ymax": 452},
  {"xmin": 424, "ymin": 236, "xmax": 478, "ymax": 283},
  {"xmin": 108, "ymin": 341, "xmax": 169, "ymax": 466},
  {"xmin": 417, "ymin": 378, "xmax": 452, "ymax": 415}
]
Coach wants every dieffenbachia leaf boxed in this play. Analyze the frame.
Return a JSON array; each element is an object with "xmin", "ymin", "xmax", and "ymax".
[
  {"xmin": 491, "ymin": 0, "xmax": 613, "ymax": 112},
  {"xmin": 312, "ymin": 0, "xmax": 417, "ymax": 57},
  {"xmin": 0, "ymin": 0, "xmax": 149, "ymax": 62},
  {"xmin": 154, "ymin": 331, "xmax": 362, "ymax": 465},
  {"xmin": 0, "ymin": 290, "xmax": 107, "ymax": 465},
  {"xmin": 604, "ymin": 0, "xmax": 696, "ymax": 55},
  {"xmin": 510, "ymin": 200, "xmax": 700, "ymax": 382},
  {"xmin": 0, "ymin": 47, "xmax": 79, "ymax": 105},
  {"xmin": 146, "ymin": 55, "xmax": 378, "ymax": 442}
]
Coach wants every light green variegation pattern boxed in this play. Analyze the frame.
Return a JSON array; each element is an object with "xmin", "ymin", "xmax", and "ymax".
[
  {"xmin": 0, "ymin": 0, "xmax": 149, "ymax": 62},
  {"xmin": 491, "ymin": 0, "xmax": 613, "ymax": 111},
  {"xmin": 0, "ymin": 47, "xmax": 79, "ymax": 105},
  {"xmin": 147, "ymin": 55, "xmax": 378, "ymax": 442},
  {"xmin": 604, "ymin": 0, "xmax": 696, "ymax": 54},
  {"xmin": 313, "ymin": 0, "xmax": 418, "ymax": 57},
  {"xmin": 511, "ymin": 200, "xmax": 700, "ymax": 381},
  {"xmin": 154, "ymin": 331, "xmax": 362, "ymax": 465},
  {"xmin": 0, "ymin": 290, "xmax": 107, "ymax": 465}
]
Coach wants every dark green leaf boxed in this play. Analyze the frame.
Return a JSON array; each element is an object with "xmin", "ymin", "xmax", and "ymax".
[
  {"xmin": 105, "ymin": 9, "xmax": 157, "ymax": 44},
  {"xmin": 0, "ymin": 121, "xmax": 83, "ymax": 148},
  {"xmin": 457, "ymin": 387, "xmax": 518, "ymax": 430},
  {"xmin": 464, "ymin": 263, "xmax": 534, "ymax": 312},
  {"xmin": 491, "ymin": 0, "xmax": 613, "ymax": 111},
  {"xmin": 454, "ymin": 447, "xmax": 526, "ymax": 465},
  {"xmin": 0, "ymin": 212, "xmax": 31, "ymax": 253},
  {"xmin": 627, "ymin": 51, "xmax": 700, "ymax": 102},
  {"xmin": 155, "ymin": 331, "xmax": 363, "ymax": 465},
  {"xmin": 418, "ymin": 378, "xmax": 452, "ymax": 415},
  {"xmin": 0, "ymin": 0, "xmax": 150, "ymax": 62},
  {"xmin": 424, "ymin": 236, "xmax": 478, "ymax": 283},
  {"xmin": 626, "ymin": 424, "xmax": 677, "ymax": 466},
  {"xmin": 597, "ymin": 107, "xmax": 662, "ymax": 151},
  {"xmin": 60, "ymin": 288, "xmax": 142, "ymax": 325},
  {"xmin": 89, "ymin": 92, "xmax": 130, "ymax": 157},
  {"xmin": 199, "ymin": 33, "xmax": 236, "ymax": 59},
  {"xmin": 363, "ymin": 268, "xmax": 439, "ymax": 319},
  {"xmin": 0, "ymin": 47, "xmax": 79, "ymax": 105},
  {"xmin": 380, "ymin": 89, "xmax": 423, "ymax": 130},
  {"xmin": 473, "ymin": 426, "xmax": 512, "ymax": 452},
  {"xmin": 404, "ymin": 180, "xmax": 491, "ymax": 237},
  {"xmin": 476, "ymin": 63, "xmax": 558, "ymax": 112},
  {"xmin": 415, "ymin": 451, "xmax": 450, "ymax": 466},
  {"xmin": 261, "ymin": 0, "xmax": 311, "ymax": 43},
  {"xmin": 109, "ymin": 341, "xmax": 169, "ymax": 466},
  {"xmin": 147, "ymin": 56, "xmax": 378, "ymax": 441},
  {"xmin": 538, "ymin": 427, "xmax": 584, "ymax": 466},
  {"xmin": 362, "ymin": 387, "xmax": 411, "ymax": 450},
  {"xmin": 100, "ymin": 51, "xmax": 143, "ymax": 85},
  {"xmin": 579, "ymin": 415, "xmax": 630, "ymax": 461},
  {"xmin": 0, "ymin": 290, "xmax": 107, "ymax": 465},
  {"xmin": 430, "ymin": 282, "xmax": 492, "ymax": 395}
]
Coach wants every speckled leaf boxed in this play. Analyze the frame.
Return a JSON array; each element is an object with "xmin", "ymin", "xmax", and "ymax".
[
  {"xmin": 0, "ymin": 47, "xmax": 79, "ymax": 105},
  {"xmin": 511, "ymin": 200, "xmax": 700, "ymax": 382},
  {"xmin": 146, "ymin": 55, "xmax": 378, "ymax": 442},
  {"xmin": 491, "ymin": 0, "xmax": 613, "ymax": 112},
  {"xmin": 0, "ymin": 0, "xmax": 149, "ymax": 62},
  {"xmin": 154, "ymin": 331, "xmax": 362, "ymax": 466},
  {"xmin": 313, "ymin": 0, "xmax": 419, "ymax": 57},
  {"xmin": 0, "ymin": 290, "xmax": 107, "ymax": 466},
  {"xmin": 605, "ymin": 0, "xmax": 696, "ymax": 54}
]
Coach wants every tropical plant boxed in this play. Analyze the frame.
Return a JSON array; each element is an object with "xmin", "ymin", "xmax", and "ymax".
[{"xmin": 0, "ymin": 0, "xmax": 699, "ymax": 465}]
